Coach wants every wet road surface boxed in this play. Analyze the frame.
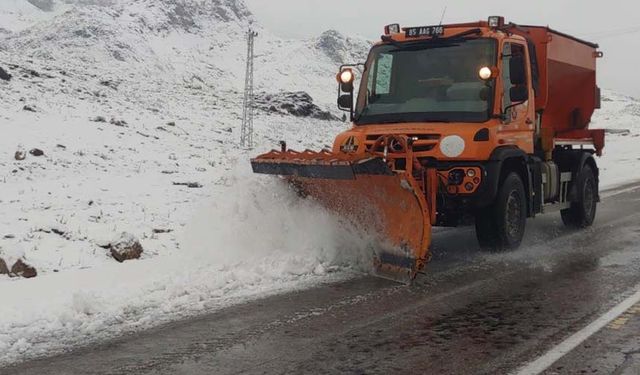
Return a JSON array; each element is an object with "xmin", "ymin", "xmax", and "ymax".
[{"xmin": 4, "ymin": 184, "xmax": 640, "ymax": 375}]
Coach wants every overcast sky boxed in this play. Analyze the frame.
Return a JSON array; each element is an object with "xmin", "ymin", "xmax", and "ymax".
[{"xmin": 244, "ymin": 0, "xmax": 640, "ymax": 98}]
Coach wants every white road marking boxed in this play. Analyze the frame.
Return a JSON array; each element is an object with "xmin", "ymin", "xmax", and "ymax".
[{"xmin": 513, "ymin": 284, "xmax": 640, "ymax": 375}]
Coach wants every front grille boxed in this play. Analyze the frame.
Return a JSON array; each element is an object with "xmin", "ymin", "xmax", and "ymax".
[
  {"xmin": 412, "ymin": 144, "xmax": 436, "ymax": 152},
  {"xmin": 364, "ymin": 134, "xmax": 441, "ymax": 153},
  {"xmin": 365, "ymin": 134, "xmax": 441, "ymax": 141}
]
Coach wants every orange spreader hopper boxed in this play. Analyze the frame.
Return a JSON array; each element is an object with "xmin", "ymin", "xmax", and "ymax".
[{"xmin": 251, "ymin": 137, "xmax": 437, "ymax": 283}]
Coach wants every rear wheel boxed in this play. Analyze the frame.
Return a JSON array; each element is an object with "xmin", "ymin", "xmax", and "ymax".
[
  {"xmin": 561, "ymin": 164, "xmax": 597, "ymax": 228},
  {"xmin": 475, "ymin": 172, "xmax": 527, "ymax": 251}
]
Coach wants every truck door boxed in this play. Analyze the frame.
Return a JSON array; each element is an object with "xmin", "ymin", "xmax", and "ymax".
[{"xmin": 500, "ymin": 42, "xmax": 534, "ymax": 152}]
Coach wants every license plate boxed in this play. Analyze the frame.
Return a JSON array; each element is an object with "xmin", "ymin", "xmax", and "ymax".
[{"xmin": 405, "ymin": 25, "xmax": 445, "ymax": 38}]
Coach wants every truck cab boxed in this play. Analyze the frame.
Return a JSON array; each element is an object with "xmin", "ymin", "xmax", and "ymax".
[{"xmin": 333, "ymin": 17, "xmax": 604, "ymax": 250}]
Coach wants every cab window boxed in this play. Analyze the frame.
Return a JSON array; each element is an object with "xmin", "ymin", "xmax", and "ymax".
[
  {"xmin": 501, "ymin": 42, "xmax": 527, "ymax": 113},
  {"xmin": 367, "ymin": 52, "xmax": 394, "ymax": 100}
]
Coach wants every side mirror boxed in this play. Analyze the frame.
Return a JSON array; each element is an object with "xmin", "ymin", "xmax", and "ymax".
[
  {"xmin": 510, "ymin": 85, "xmax": 528, "ymax": 102},
  {"xmin": 341, "ymin": 82, "xmax": 354, "ymax": 93},
  {"xmin": 509, "ymin": 56, "xmax": 526, "ymax": 85},
  {"xmin": 336, "ymin": 65, "xmax": 363, "ymax": 120},
  {"xmin": 337, "ymin": 94, "xmax": 353, "ymax": 110}
]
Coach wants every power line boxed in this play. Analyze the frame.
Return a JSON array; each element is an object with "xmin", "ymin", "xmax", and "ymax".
[
  {"xmin": 577, "ymin": 24, "xmax": 640, "ymax": 40},
  {"xmin": 241, "ymin": 28, "xmax": 258, "ymax": 148}
]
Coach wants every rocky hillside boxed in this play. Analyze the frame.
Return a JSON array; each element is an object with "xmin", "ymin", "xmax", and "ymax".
[
  {"xmin": 0, "ymin": 0, "xmax": 370, "ymax": 118},
  {"xmin": 0, "ymin": 0, "xmax": 371, "ymax": 280}
]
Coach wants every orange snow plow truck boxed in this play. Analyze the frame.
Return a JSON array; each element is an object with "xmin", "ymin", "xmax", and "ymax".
[{"xmin": 252, "ymin": 17, "xmax": 605, "ymax": 283}]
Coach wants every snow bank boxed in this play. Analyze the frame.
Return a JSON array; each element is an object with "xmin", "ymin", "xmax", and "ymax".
[
  {"xmin": 592, "ymin": 91, "xmax": 640, "ymax": 189},
  {"xmin": 0, "ymin": 164, "xmax": 372, "ymax": 366}
]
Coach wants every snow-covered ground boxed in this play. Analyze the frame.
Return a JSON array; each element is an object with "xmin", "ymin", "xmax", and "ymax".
[
  {"xmin": 592, "ymin": 91, "xmax": 640, "ymax": 189},
  {"xmin": 1, "ymin": 0, "xmax": 639, "ymax": 367}
]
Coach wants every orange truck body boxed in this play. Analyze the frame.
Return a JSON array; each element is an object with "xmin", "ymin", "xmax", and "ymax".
[
  {"xmin": 514, "ymin": 25, "xmax": 604, "ymax": 155},
  {"xmin": 252, "ymin": 18, "xmax": 605, "ymax": 283}
]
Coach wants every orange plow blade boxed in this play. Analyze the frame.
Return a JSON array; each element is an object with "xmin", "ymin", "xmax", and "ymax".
[{"xmin": 251, "ymin": 149, "xmax": 434, "ymax": 283}]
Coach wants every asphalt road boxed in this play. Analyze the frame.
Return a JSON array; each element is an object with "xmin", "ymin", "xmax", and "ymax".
[{"xmin": 4, "ymin": 183, "xmax": 640, "ymax": 375}]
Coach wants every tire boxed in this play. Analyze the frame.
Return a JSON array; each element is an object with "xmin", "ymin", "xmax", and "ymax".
[
  {"xmin": 561, "ymin": 164, "xmax": 597, "ymax": 228},
  {"xmin": 475, "ymin": 172, "xmax": 527, "ymax": 251}
]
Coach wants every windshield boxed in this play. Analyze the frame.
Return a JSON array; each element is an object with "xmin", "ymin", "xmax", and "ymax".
[{"xmin": 355, "ymin": 38, "xmax": 497, "ymax": 125}]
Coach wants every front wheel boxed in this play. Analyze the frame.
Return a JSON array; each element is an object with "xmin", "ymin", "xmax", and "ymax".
[
  {"xmin": 475, "ymin": 172, "xmax": 527, "ymax": 251},
  {"xmin": 561, "ymin": 164, "xmax": 597, "ymax": 228}
]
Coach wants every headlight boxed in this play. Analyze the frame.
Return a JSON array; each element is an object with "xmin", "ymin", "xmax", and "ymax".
[
  {"xmin": 478, "ymin": 66, "xmax": 492, "ymax": 80},
  {"xmin": 384, "ymin": 23, "xmax": 400, "ymax": 35},
  {"xmin": 338, "ymin": 69, "xmax": 354, "ymax": 84},
  {"xmin": 448, "ymin": 169, "xmax": 465, "ymax": 185},
  {"xmin": 488, "ymin": 16, "xmax": 505, "ymax": 28}
]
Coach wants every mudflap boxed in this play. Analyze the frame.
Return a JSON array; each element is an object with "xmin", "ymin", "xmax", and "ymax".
[{"xmin": 251, "ymin": 154, "xmax": 433, "ymax": 284}]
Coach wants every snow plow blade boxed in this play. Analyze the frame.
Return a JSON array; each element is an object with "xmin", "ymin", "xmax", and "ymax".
[{"xmin": 251, "ymin": 149, "xmax": 434, "ymax": 283}]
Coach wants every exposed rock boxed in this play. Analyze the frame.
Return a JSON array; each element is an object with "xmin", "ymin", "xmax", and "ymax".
[
  {"xmin": 152, "ymin": 228, "xmax": 173, "ymax": 234},
  {"xmin": 156, "ymin": 0, "xmax": 252, "ymax": 31},
  {"xmin": 167, "ymin": 121, "xmax": 176, "ymax": 126},
  {"xmin": 0, "ymin": 258, "xmax": 8, "ymax": 275},
  {"xmin": 23, "ymin": 105, "xmax": 36, "ymax": 112},
  {"xmin": 11, "ymin": 259, "xmax": 37, "ymax": 278},
  {"xmin": 14, "ymin": 151, "xmax": 26, "ymax": 161},
  {"xmin": 0, "ymin": 244, "xmax": 36, "ymax": 277},
  {"xmin": 91, "ymin": 116, "xmax": 107, "ymax": 123},
  {"xmin": 110, "ymin": 118, "xmax": 127, "ymax": 127},
  {"xmin": 173, "ymin": 181, "xmax": 203, "ymax": 188},
  {"xmin": 315, "ymin": 30, "xmax": 371, "ymax": 65},
  {"xmin": 136, "ymin": 131, "xmax": 158, "ymax": 139},
  {"xmin": 108, "ymin": 232, "xmax": 143, "ymax": 262},
  {"xmin": 0, "ymin": 66, "xmax": 11, "ymax": 81},
  {"xmin": 29, "ymin": 148, "xmax": 45, "ymax": 157},
  {"xmin": 255, "ymin": 91, "xmax": 339, "ymax": 121},
  {"xmin": 99, "ymin": 80, "xmax": 119, "ymax": 90},
  {"xmin": 36, "ymin": 227, "xmax": 68, "ymax": 238}
]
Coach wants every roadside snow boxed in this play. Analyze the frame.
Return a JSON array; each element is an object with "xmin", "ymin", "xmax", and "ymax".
[
  {"xmin": 0, "ymin": 162, "xmax": 373, "ymax": 365},
  {"xmin": 592, "ymin": 91, "xmax": 640, "ymax": 189}
]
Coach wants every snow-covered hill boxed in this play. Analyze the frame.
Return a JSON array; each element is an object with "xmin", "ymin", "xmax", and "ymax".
[
  {"xmin": 0, "ymin": 0, "xmax": 369, "ymax": 112},
  {"xmin": 0, "ymin": 0, "xmax": 371, "ymax": 272},
  {"xmin": 0, "ymin": 0, "xmax": 639, "ymax": 367}
]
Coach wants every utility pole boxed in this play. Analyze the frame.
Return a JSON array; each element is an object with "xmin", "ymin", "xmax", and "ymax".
[{"xmin": 240, "ymin": 28, "xmax": 258, "ymax": 148}]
